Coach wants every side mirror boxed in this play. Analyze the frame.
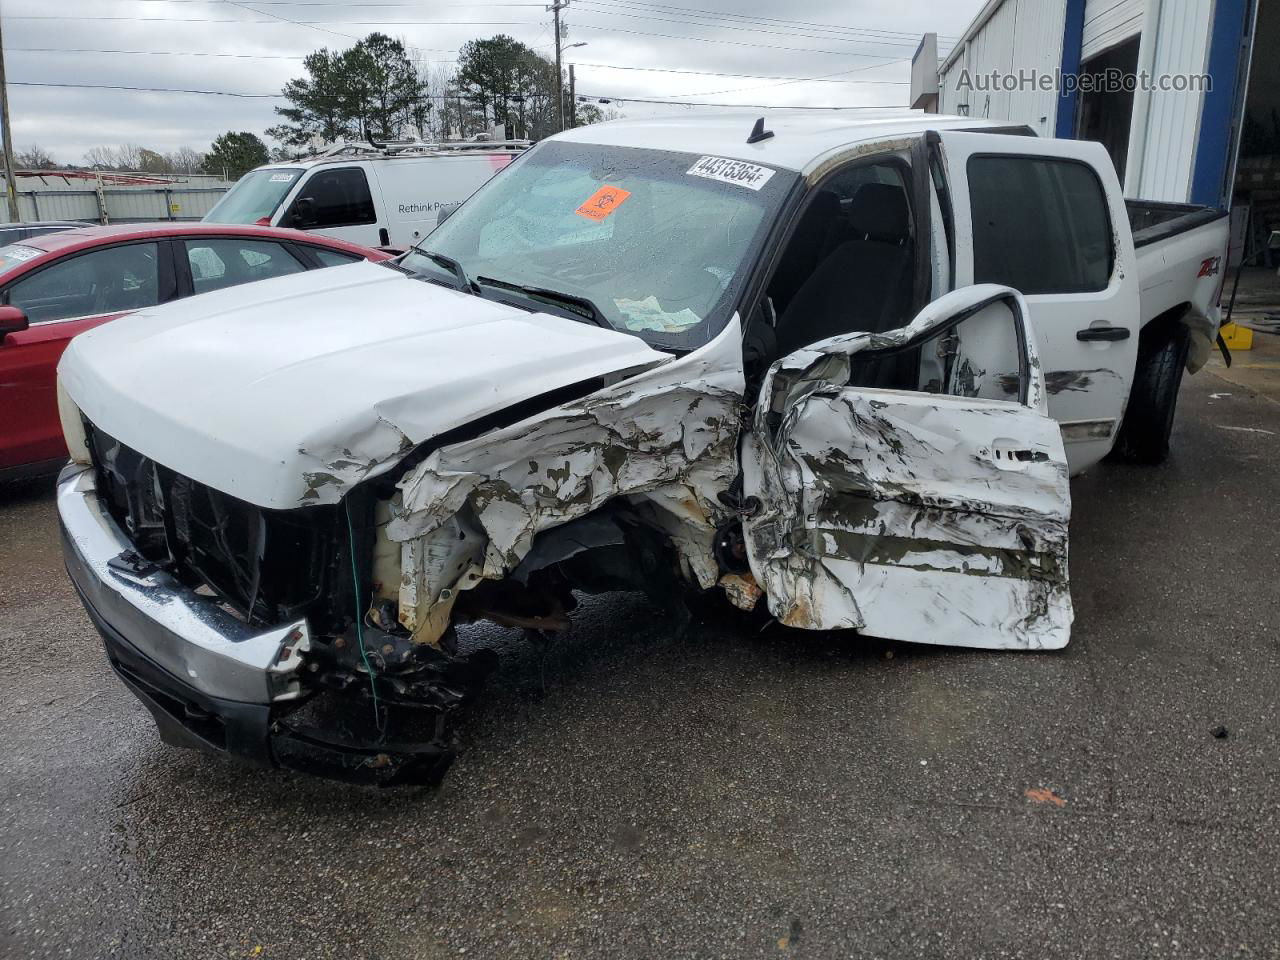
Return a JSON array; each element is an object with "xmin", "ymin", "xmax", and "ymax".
[
  {"xmin": 436, "ymin": 203, "xmax": 461, "ymax": 226},
  {"xmin": 290, "ymin": 196, "xmax": 317, "ymax": 228},
  {"xmin": 0, "ymin": 304, "xmax": 28, "ymax": 341}
]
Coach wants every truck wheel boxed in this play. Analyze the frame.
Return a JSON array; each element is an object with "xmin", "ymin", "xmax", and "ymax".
[{"xmin": 1108, "ymin": 321, "xmax": 1190, "ymax": 465}]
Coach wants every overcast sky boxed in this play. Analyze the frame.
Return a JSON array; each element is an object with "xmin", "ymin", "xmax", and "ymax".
[{"xmin": 3, "ymin": 0, "xmax": 984, "ymax": 165}]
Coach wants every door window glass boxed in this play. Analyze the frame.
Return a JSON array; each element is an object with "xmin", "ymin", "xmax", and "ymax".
[
  {"xmin": 7, "ymin": 242, "xmax": 160, "ymax": 322},
  {"xmin": 308, "ymin": 247, "xmax": 363, "ymax": 268},
  {"xmin": 294, "ymin": 168, "xmax": 376, "ymax": 228},
  {"xmin": 184, "ymin": 238, "xmax": 306, "ymax": 294},
  {"xmin": 968, "ymin": 156, "xmax": 1113, "ymax": 294}
]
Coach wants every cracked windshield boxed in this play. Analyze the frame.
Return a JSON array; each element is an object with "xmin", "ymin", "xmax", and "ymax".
[{"xmin": 402, "ymin": 141, "xmax": 796, "ymax": 347}]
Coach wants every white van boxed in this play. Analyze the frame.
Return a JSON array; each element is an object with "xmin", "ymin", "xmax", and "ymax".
[{"xmin": 203, "ymin": 140, "xmax": 528, "ymax": 248}]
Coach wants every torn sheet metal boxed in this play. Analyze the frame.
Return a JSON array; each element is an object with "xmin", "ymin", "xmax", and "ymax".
[
  {"xmin": 718, "ymin": 572, "xmax": 763, "ymax": 611},
  {"xmin": 387, "ymin": 318, "xmax": 747, "ymax": 642},
  {"xmin": 742, "ymin": 286, "xmax": 1074, "ymax": 650}
]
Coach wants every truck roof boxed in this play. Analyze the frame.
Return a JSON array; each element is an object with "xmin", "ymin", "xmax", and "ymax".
[
  {"xmin": 554, "ymin": 110, "xmax": 1026, "ymax": 175},
  {"xmin": 258, "ymin": 139, "xmax": 531, "ymax": 171}
]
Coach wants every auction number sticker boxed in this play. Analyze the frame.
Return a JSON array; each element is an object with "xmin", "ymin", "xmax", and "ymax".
[
  {"xmin": 269, "ymin": 172, "xmax": 297, "ymax": 182},
  {"xmin": 575, "ymin": 185, "xmax": 631, "ymax": 221},
  {"xmin": 687, "ymin": 156, "xmax": 775, "ymax": 191}
]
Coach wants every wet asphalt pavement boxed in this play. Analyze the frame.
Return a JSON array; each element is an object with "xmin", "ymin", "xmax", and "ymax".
[{"xmin": 2, "ymin": 371, "xmax": 1278, "ymax": 960}]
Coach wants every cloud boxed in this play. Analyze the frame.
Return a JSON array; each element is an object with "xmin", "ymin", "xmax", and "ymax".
[{"xmin": 4, "ymin": 0, "xmax": 980, "ymax": 165}]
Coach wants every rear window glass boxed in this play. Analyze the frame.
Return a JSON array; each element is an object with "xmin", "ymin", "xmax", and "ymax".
[{"xmin": 967, "ymin": 156, "xmax": 1113, "ymax": 295}]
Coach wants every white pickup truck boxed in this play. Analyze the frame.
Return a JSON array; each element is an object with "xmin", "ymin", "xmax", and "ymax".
[{"xmin": 56, "ymin": 112, "xmax": 1229, "ymax": 784}]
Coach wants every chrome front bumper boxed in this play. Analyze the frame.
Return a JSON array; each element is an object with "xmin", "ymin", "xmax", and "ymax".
[{"xmin": 57, "ymin": 463, "xmax": 311, "ymax": 706}]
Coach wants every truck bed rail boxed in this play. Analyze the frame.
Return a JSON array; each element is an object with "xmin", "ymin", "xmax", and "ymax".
[{"xmin": 1127, "ymin": 199, "xmax": 1228, "ymax": 249}]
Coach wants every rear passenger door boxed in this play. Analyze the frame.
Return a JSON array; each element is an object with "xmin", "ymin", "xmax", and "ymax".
[
  {"xmin": 934, "ymin": 131, "xmax": 1140, "ymax": 472},
  {"xmin": 180, "ymin": 237, "xmax": 306, "ymax": 297}
]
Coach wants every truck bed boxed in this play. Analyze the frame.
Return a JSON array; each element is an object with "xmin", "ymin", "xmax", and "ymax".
[
  {"xmin": 1129, "ymin": 199, "xmax": 1230, "ymax": 372},
  {"xmin": 1127, "ymin": 199, "xmax": 1228, "ymax": 249}
]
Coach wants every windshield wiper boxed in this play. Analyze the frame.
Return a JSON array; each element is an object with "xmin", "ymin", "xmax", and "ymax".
[
  {"xmin": 474, "ymin": 276, "xmax": 610, "ymax": 328},
  {"xmin": 414, "ymin": 249, "xmax": 478, "ymax": 294}
]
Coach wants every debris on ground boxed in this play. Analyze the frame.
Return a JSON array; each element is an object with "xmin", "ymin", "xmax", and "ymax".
[{"xmin": 1024, "ymin": 787, "xmax": 1066, "ymax": 807}]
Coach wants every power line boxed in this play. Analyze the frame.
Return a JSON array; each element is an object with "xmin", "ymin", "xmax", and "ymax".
[
  {"xmin": 9, "ymin": 80, "xmax": 470, "ymax": 100},
  {"xmin": 7, "ymin": 46, "xmax": 461, "ymax": 64},
  {"xmin": 577, "ymin": 92, "xmax": 905, "ymax": 109},
  {"xmin": 7, "ymin": 47, "xmax": 913, "ymax": 85},
  {"xmin": 572, "ymin": 0, "xmax": 959, "ymax": 42},
  {"xmin": 572, "ymin": 62, "xmax": 909, "ymax": 85},
  {"xmin": 218, "ymin": 0, "xmax": 357, "ymax": 41},
  {"xmin": 660, "ymin": 59, "xmax": 911, "ymax": 100},
  {"xmin": 10, "ymin": 80, "xmax": 284, "ymax": 98},
  {"xmin": 133, "ymin": 0, "xmax": 544, "ymax": 4},
  {"xmin": 9, "ymin": 78, "xmax": 908, "ymax": 111},
  {"xmin": 569, "ymin": 22, "xmax": 907, "ymax": 59},
  {"xmin": 571, "ymin": 2, "xmax": 929, "ymax": 50},
  {"xmin": 4, "ymin": 15, "xmax": 542, "ymax": 25},
  {"xmin": 131, "ymin": 0, "xmax": 946, "ymax": 36}
]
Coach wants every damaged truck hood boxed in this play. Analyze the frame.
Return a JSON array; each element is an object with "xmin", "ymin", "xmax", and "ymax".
[{"xmin": 58, "ymin": 261, "xmax": 670, "ymax": 508}]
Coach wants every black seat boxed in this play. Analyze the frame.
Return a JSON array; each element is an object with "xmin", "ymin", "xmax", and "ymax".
[
  {"xmin": 775, "ymin": 183, "xmax": 915, "ymax": 357},
  {"xmin": 768, "ymin": 190, "xmax": 843, "ymax": 313}
]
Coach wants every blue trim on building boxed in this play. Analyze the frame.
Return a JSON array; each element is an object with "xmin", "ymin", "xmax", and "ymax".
[
  {"xmin": 1055, "ymin": 0, "xmax": 1087, "ymax": 137},
  {"xmin": 1191, "ymin": 0, "xmax": 1252, "ymax": 206}
]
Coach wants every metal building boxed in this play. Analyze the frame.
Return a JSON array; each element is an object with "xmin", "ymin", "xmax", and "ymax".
[
  {"xmin": 0, "ymin": 170, "xmax": 232, "ymax": 225},
  {"xmin": 914, "ymin": 0, "xmax": 1271, "ymax": 218}
]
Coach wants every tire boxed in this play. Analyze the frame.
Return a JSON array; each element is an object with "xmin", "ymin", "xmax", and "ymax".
[{"xmin": 1107, "ymin": 321, "xmax": 1191, "ymax": 465}]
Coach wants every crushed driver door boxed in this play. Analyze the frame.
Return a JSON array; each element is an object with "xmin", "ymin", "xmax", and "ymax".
[{"xmin": 741, "ymin": 286, "xmax": 1074, "ymax": 650}]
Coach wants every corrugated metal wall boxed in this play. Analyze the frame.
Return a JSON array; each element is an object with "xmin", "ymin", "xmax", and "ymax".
[
  {"xmin": 1127, "ymin": 0, "xmax": 1214, "ymax": 201},
  {"xmin": 1011, "ymin": 0, "xmax": 1071, "ymax": 133},
  {"xmin": 6, "ymin": 186, "xmax": 229, "ymax": 224},
  {"xmin": 1, "ymin": 174, "xmax": 232, "ymax": 225},
  {"xmin": 1081, "ymin": 0, "xmax": 1144, "ymax": 61},
  {"xmin": 939, "ymin": 0, "xmax": 1224, "ymax": 203},
  {"xmin": 938, "ymin": 0, "xmax": 1069, "ymax": 136}
]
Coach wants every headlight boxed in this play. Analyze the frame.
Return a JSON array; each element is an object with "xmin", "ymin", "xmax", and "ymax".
[{"xmin": 56, "ymin": 379, "xmax": 91, "ymax": 465}]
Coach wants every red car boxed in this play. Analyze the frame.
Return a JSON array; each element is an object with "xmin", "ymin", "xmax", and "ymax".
[{"xmin": 0, "ymin": 223, "xmax": 391, "ymax": 479}]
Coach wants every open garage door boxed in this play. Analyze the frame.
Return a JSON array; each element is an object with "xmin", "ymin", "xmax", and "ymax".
[
  {"xmin": 1082, "ymin": 0, "xmax": 1143, "ymax": 61},
  {"xmin": 1232, "ymin": 0, "xmax": 1280, "ymax": 263}
]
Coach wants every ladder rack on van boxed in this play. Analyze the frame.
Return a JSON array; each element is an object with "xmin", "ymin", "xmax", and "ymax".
[{"xmin": 307, "ymin": 139, "xmax": 532, "ymax": 162}]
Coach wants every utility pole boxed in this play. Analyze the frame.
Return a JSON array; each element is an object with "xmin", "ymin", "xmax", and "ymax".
[
  {"xmin": 547, "ymin": 0, "xmax": 568, "ymax": 131},
  {"xmin": 568, "ymin": 64, "xmax": 576, "ymax": 129},
  {"xmin": 0, "ymin": 12, "xmax": 20, "ymax": 223}
]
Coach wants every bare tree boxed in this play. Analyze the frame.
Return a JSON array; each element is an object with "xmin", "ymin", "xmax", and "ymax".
[
  {"xmin": 15, "ymin": 144, "xmax": 57, "ymax": 169},
  {"xmin": 82, "ymin": 146, "xmax": 116, "ymax": 169},
  {"xmin": 113, "ymin": 144, "xmax": 144, "ymax": 171},
  {"xmin": 81, "ymin": 144, "xmax": 150, "ymax": 171},
  {"xmin": 167, "ymin": 146, "xmax": 206, "ymax": 175}
]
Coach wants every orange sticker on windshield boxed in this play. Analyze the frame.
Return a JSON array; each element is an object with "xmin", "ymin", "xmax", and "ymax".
[{"xmin": 576, "ymin": 185, "xmax": 631, "ymax": 221}]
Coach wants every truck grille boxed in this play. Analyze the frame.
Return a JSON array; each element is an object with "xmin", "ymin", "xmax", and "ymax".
[{"xmin": 85, "ymin": 420, "xmax": 340, "ymax": 627}]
